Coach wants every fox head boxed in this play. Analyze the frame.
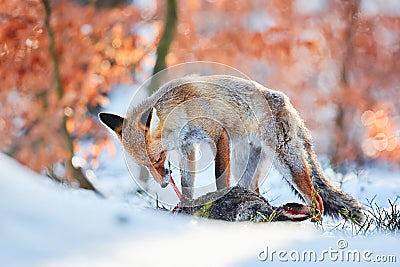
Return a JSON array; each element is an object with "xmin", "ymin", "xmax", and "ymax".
[{"xmin": 99, "ymin": 108, "xmax": 171, "ymax": 188}]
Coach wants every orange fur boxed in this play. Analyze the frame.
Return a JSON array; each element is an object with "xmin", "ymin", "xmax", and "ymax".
[
  {"xmin": 215, "ymin": 129, "xmax": 230, "ymax": 189},
  {"xmin": 292, "ymin": 161, "xmax": 324, "ymax": 218}
]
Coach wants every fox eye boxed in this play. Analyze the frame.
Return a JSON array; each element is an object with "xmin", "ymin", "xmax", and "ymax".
[{"xmin": 154, "ymin": 154, "xmax": 163, "ymax": 165}]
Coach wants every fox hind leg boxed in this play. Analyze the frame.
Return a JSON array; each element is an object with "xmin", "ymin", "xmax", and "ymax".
[
  {"xmin": 291, "ymin": 158, "xmax": 324, "ymax": 217},
  {"xmin": 274, "ymin": 153, "xmax": 324, "ymax": 217},
  {"xmin": 263, "ymin": 90, "xmax": 324, "ymax": 217}
]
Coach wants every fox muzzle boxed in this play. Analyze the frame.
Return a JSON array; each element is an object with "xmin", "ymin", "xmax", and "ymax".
[
  {"xmin": 161, "ymin": 166, "xmax": 171, "ymax": 187},
  {"xmin": 154, "ymin": 160, "xmax": 171, "ymax": 188}
]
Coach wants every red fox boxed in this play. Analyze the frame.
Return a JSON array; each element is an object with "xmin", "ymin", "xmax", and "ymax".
[{"xmin": 99, "ymin": 75, "xmax": 364, "ymax": 221}]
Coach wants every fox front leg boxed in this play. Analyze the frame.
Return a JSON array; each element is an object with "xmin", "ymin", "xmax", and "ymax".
[
  {"xmin": 179, "ymin": 144, "xmax": 196, "ymax": 199},
  {"xmin": 215, "ymin": 129, "xmax": 230, "ymax": 190}
]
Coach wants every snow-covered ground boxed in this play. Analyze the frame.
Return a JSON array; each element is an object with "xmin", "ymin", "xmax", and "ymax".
[
  {"xmin": 2, "ymin": 136, "xmax": 400, "ymax": 267},
  {"xmin": 1, "ymin": 152, "xmax": 399, "ymax": 267}
]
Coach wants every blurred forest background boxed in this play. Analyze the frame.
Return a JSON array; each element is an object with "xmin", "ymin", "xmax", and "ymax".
[{"xmin": 1, "ymin": 0, "xmax": 399, "ymax": 189}]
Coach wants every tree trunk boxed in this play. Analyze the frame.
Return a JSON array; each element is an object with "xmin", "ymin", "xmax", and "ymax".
[
  {"xmin": 42, "ymin": 0, "xmax": 99, "ymax": 194},
  {"xmin": 331, "ymin": 0, "xmax": 361, "ymax": 168}
]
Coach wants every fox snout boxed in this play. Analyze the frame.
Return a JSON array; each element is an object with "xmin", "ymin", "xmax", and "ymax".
[
  {"xmin": 149, "ymin": 164, "xmax": 171, "ymax": 188},
  {"xmin": 147, "ymin": 152, "xmax": 172, "ymax": 188},
  {"xmin": 160, "ymin": 168, "xmax": 171, "ymax": 188}
]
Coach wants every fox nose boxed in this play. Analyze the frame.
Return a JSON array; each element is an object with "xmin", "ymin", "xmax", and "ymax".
[
  {"xmin": 159, "ymin": 162, "xmax": 171, "ymax": 188},
  {"xmin": 161, "ymin": 170, "xmax": 171, "ymax": 188}
]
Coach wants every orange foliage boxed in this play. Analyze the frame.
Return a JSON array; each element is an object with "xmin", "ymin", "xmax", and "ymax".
[{"xmin": 0, "ymin": 0, "xmax": 161, "ymax": 178}]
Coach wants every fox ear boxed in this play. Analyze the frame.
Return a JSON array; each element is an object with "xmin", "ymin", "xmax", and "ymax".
[
  {"xmin": 98, "ymin": 113, "xmax": 124, "ymax": 140},
  {"xmin": 149, "ymin": 108, "xmax": 160, "ymax": 134},
  {"xmin": 140, "ymin": 107, "xmax": 160, "ymax": 136}
]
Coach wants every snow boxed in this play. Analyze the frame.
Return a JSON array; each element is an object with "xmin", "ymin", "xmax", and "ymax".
[
  {"xmin": 0, "ymin": 153, "xmax": 316, "ymax": 267},
  {"xmin": 1, "ymin": 152, "xmax": 399, "ymax": 266}
]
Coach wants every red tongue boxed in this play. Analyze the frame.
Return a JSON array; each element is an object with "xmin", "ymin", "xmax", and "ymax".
[{"xmin": 169, "ymin": 176, "xmax": 182, "ymax": 201}]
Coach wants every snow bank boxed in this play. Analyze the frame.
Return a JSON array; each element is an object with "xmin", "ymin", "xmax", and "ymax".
[{"xmin": 0, "ymin": 154, "xmax": 398, "ymax": 267}]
